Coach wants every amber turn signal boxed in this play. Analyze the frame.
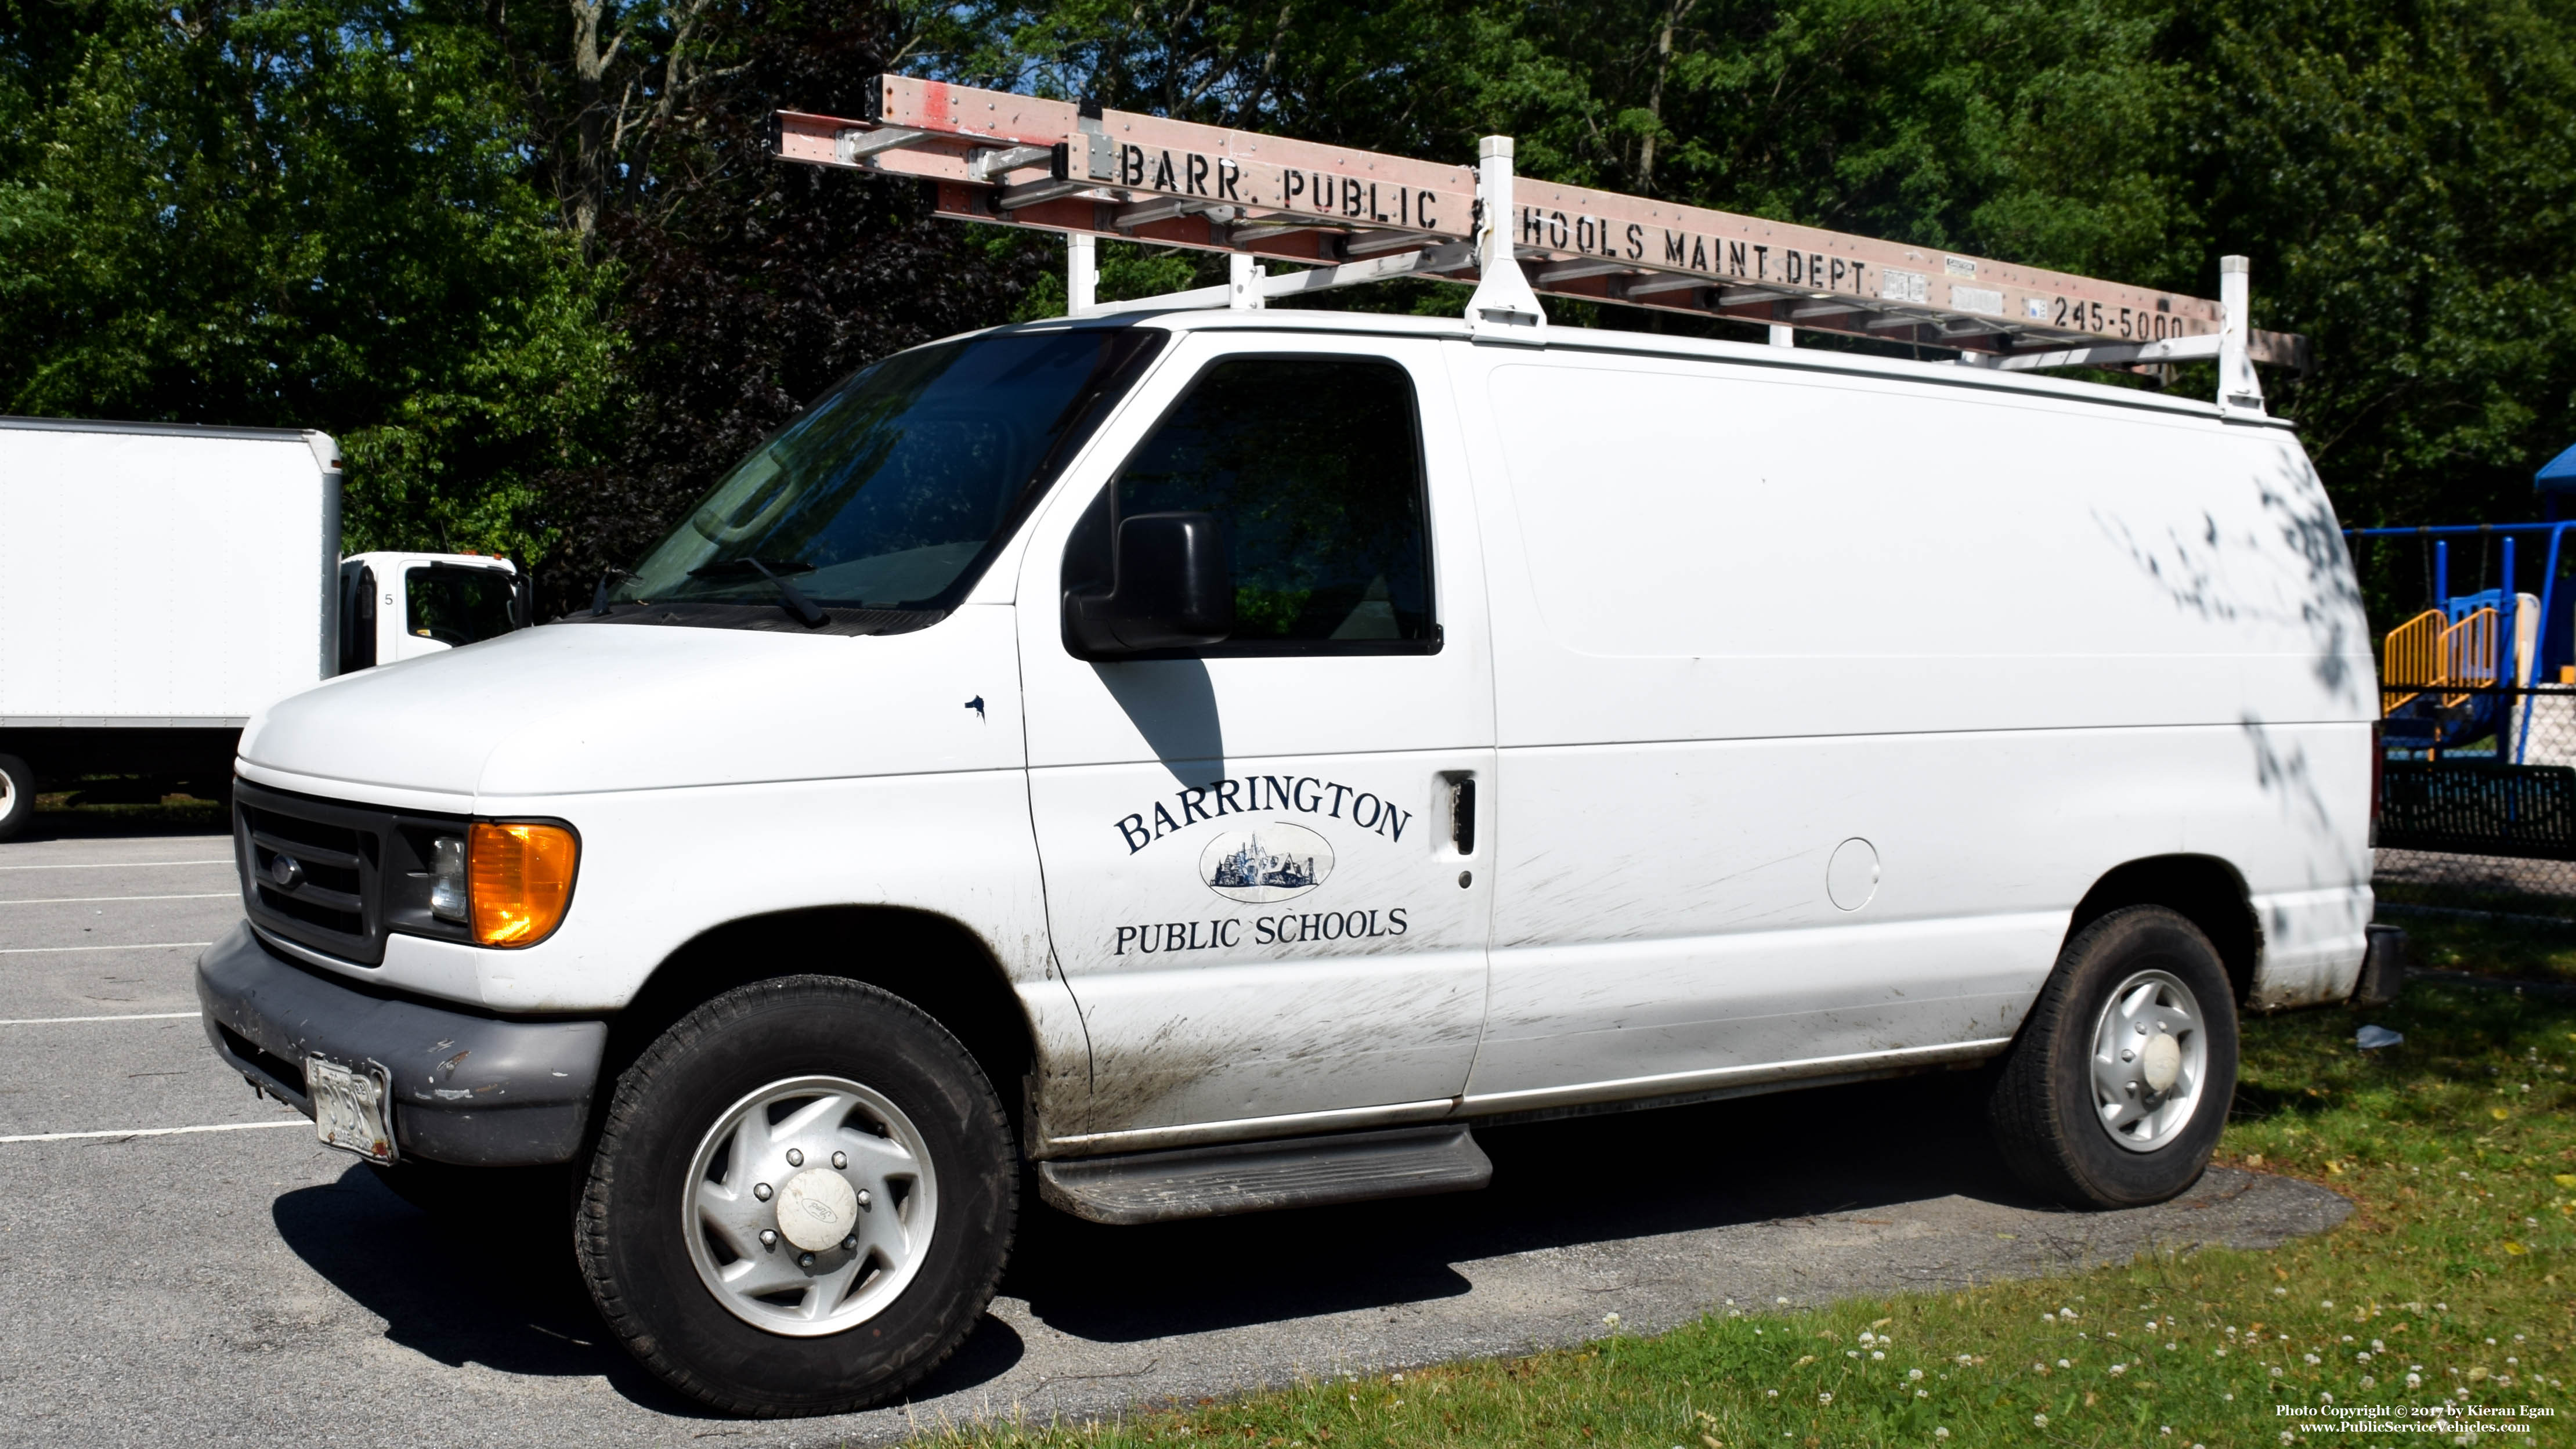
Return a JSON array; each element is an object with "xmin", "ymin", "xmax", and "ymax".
[{"xmin": 468, "ymin": 821, "xmax": 579, "ymax": 947}]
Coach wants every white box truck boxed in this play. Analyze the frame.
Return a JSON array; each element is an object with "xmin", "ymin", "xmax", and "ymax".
[{"xmin": 0, "ymin": 416, "xmax": 529, "ymax": 839}]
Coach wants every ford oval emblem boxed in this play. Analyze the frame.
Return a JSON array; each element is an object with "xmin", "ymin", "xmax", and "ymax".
[{"xmin": 267, "ymin": 854, "xmax": 303, "ymax": 890}]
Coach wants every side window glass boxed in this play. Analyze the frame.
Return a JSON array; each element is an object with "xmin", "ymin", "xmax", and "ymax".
[
  {"xmin": 1101, "ymin": 357, "xmax": 1432, "ymax": 648},
  {"xmin": 406, "ymin": 568, "xmax": 518, "ymax": 646}
]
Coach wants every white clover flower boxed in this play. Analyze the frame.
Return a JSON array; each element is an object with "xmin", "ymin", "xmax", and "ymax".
[
  {"xmin": 1872, "ymin": 1351, "xmax": 1885, "ymax": 1361},
  {"xmin": 2110, "ymin": 1364, "xmax": 2127, "ymax": 1376},
  {"xmin": 2271, "ymin": 1367, "xmax": 2284, "ymax": 1378},
  {"xmin": 2361, "ymin": 1376, "xmax": 2377, "ymax": 1389},
  {"xmin": 2033, "ymin": 1414, "xmax": 2049, "ymax": 1428},
  {"xmin": 1818, "ymin": 1392, "xmax": 1832, "ymax": 1405},
  {"xmin": 1934, "ymin": 1429, "xmax": 1949, "ymax": 1440},
  {"xmin": 2306, "ymin": 1354, "xmax": 2322, "ymax": 1365},
  {"xmin": 2160, "ymin": 1429, "xmax": 2172, "ymax": 1437},
  {"xmin": 2281, "ymin": 1434, "xmax": 2296, "ymax": 1446},
  {"xmin": 1766, "ymin": 1389, "xmax": 1778, "ymax": 1399},
  {"xmin": 1916, "ymin": 1390, "xmax": 1928, "ymax": 1399},
  {"xmin": 1603, "ymin": 1313, "xmax": 1620, "ymax": 1328},
  {"xmin": 1907, "ymin": 1369, "xmax": 1924, "ymax": 1381},
  {"xmin": 2057, "ymin": 1359, "xmax": 2071, "ymax": 1369},
  {"xmin": 2358, "ymin": 1352, "xmax": 2372, "ymax": 1362}
]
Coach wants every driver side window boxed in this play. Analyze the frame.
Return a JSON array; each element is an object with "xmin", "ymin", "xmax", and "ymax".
[{"xmin": 1064, "ymin": 356, "xmax": 1435, "ymax": 652}]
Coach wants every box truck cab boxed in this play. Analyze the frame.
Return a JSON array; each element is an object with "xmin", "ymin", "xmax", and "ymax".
[
  {"xmin": 196, "ymin": 308, "xmax": 2391, "ymax": 1416},
  {"xmin": 0, "ymin": 417, "xmax": 532, "ymax": 840},
  {"xmin": 337, "ymin": 551, "xmax": 528, "ymax": 670}
]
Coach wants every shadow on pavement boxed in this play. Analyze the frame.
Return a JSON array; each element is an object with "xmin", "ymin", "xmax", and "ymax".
[
  {"xmin": 16, "ymin": 808, "xmax": 228, "ymax": 841},
  {"xmin": 1005, "ymin": 1070, "xmax": 2046, "ymax": 1343},
  {"xmin": 272, "ymin": 1161, "xmax": 1028, "ymax": 1414},
  {"xmin": 270, "ymin": 1071, "xmax": 2039, "ymax": 1400}
]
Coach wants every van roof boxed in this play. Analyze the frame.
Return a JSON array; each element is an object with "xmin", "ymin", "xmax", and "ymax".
[{"xmin": 990, "ymin": 308, "xmax": 2288, "ymax": 429}]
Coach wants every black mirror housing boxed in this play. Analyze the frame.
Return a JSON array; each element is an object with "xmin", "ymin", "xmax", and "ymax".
[{"xmin": 1064, "ymin": 511, "xmax": 1234, "ymax": 657}]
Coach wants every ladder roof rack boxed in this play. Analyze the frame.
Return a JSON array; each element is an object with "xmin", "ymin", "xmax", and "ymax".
[{"xmin": 769, "ymin": 77, "xmax": 2307, "ymax": 412}]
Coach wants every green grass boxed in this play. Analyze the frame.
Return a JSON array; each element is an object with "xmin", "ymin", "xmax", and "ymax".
[
  {"xmin": 921, "ymin": 978, "xmax": 2576, "ymax": 1448},
  {"xmin": 2383, "ymin": 912, "xmax": 2576, "ymax": 987}
]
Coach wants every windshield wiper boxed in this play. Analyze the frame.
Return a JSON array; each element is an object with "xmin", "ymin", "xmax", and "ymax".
[{"xmin": 687, "ymin": 558, "xmax": 830, "ymax": 628}]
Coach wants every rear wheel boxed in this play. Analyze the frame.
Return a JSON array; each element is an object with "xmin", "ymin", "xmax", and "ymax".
[
  {"xmin": 0, "ymin": 753, "xmax": 34, "ymax": 841},
  {"xmin": 1988, "ymin": 905, "xmax": 2238, "ymax": 1208},
  {"xmin": 576, "ymin": 975, "xmax": 1016, "ymax": 1417}
]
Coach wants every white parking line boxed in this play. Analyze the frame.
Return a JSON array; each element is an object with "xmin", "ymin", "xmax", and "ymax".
[
  {"xmin": 0, "ymin": 893, "xmax": 234, "ymax": 905},
  {"xmin": 0, "ymin": 1120, "xmax": 305, "ymax": 1145},
  {"xmin": 0, "ymin": 1011, "xmax": 203, "ymax": 1025},
  {"xmin": 0, "ymin": 941, "xmax": 213, "ymax": 954},
  {"xmin": 0, "ymin": 858, "xmax": 230, "ymax": 870}
]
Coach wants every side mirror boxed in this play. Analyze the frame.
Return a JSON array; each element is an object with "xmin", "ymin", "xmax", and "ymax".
[{"xmin": 1063, "ymin": 512, "xmax": 1234, "ymax": 658}]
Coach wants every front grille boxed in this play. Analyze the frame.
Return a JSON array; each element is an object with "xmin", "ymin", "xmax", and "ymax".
[{"xmin": 234, "ymin": 780, "xmax": 474, "ymax": 966}]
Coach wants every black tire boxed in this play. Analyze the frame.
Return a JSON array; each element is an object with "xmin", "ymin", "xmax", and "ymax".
[
  {"xmin": 576, "ymin": 975, "xmax": 1016, "ymax": 1417},
  {"xmin": 0, "ymin": 753, "xmax": 35, "ymax": 841},
  {"xmin": 1988, "ymin": 905, "xmax": 2239, "ymax": 1209}
]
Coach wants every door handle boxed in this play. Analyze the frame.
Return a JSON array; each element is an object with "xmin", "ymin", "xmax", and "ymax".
[{"xmin": 1449, "ymin": 775, "xmax": 1476, "ymax": 857}]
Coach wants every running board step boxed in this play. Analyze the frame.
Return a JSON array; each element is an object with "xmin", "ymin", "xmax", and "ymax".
[{"xmin": 1037, "ymin": 1124, "xmax": 1492, "ymax": 1225}]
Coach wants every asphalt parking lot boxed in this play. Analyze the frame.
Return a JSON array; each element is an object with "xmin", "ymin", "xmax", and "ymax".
[{"xmin": 1, "ymin": 819, "xmax": 2355, "ymax": 1449}]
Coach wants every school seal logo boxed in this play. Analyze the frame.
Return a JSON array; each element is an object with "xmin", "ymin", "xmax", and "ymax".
[{"xmin": 1198, "ymin": 822, "xmax": 1335, "ymax": 904}]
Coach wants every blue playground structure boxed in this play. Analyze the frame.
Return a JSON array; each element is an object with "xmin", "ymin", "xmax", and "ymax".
[{"xmin": 2348, "ymin": 444, "xmax": 2576, "ymax": 758}]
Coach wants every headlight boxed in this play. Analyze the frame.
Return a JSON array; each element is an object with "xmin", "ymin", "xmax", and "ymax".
[
  {"xmin": 428, "ymin": 836, "xmax": 468, "ymax": 923},
  {"xmin": 467, "ymin": 822, "xmax": 579, "ymax": 947}
]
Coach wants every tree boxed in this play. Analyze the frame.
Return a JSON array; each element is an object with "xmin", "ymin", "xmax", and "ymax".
[
  {"xmin": 0, "ymin": 0, "xmax": 613, "ymax": 559},
  {"xmin": 500, "ymin": 0, "xmax": 1044, "ymax": 616}
]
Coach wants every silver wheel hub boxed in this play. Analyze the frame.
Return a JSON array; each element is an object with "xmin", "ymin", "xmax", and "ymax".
[
  {"xmin": 2088, "ymin": 968, "xmax": 2208, "ymax": 1153},
  {"xmin": 682, "ymin": 1074, "xmax": 936, "ymax": 1336}
]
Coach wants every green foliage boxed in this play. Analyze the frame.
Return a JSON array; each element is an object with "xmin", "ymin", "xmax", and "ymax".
[
  {"xmin": 0, "ymin": 0, "xmax": 613, "ymax": 562},
  {"xmin": 7, "ymin": 0, "xmax": 2576, "ymax": 594}
]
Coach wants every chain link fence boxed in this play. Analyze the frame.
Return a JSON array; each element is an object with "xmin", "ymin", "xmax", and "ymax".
[{"xmin": 2376, "ymin": 681, "xmax": 2576, "ymax": 917}]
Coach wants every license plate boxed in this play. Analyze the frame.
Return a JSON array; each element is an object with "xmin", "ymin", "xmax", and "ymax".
[{"xmin": 305, "ymin": 1055, "xmax": 396, "ymax": 1163}]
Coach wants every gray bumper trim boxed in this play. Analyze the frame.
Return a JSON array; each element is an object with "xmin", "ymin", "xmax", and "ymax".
[{"xmin": 194, "ymin": 922, "xmax": 607, "ymax": 1166}]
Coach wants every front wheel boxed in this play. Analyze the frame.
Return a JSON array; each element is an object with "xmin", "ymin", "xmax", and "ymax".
[
  {"xmin": 576, "ymin": 975, "xmax": 1016, "ymax": 1417},
  {"xmin": 1988, "ymin": 905, "xmax": 2239, "ymax": 1208}
]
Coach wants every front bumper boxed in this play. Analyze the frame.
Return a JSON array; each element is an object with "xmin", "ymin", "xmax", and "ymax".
[{"xmin": 196, "ymin": 922, "xmax": 608, "ymax": 1166}]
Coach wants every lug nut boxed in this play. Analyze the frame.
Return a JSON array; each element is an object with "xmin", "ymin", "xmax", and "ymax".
[
  {"xmin": 799, "ymin": 1252, "xmax": 815, "ymax": 1269},
  {"xmin": 786, "ymin": 1148, "xmax": 804, "ymax": 1167},
  {"xmin": 753, "ymin": 1182, "xmax": 772, "ymax": 1201},
  {"xmin": 2136, "ymin": 1022, "xmax": 2148, "ymax": 1035},
  {"xmin": 841, "ymin": 1235, "xmax": 857, "ymax": 1252},
  {"xmin": 832, "ymin": 1151, "xmax": 847, "ymax": 1170},
  {"xmin": 759, "ymin": 1229, "xmax": 778, "ymax": 1250},
  {"xmin": 857, "ymin": 1190, "xmax": 872, "ymax": 1209},
  {"xmin": 2120, "ymin": 1049, "xmax": 2135, "ymax": 1063}
]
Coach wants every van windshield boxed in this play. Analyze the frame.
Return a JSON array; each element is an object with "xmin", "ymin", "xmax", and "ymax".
[{"xmin": 612, "ymin": 329, "xmax": 1162, "ymax": 619}]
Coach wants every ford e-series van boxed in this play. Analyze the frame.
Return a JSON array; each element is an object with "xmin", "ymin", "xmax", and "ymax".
[{"xmin": 197, "ymin": 307, "xmax": 2391, "ymax": 1415}]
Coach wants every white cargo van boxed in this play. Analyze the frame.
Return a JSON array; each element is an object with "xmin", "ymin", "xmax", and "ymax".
[
  {"xmin": 0, "ymin": 417, "xmax": 529, "ymax": 838},
  {"xmin": 196, "ymin": 86, "xmax": 2398, "ymax": 1417},
  {"xmin": 196, "ymin": 305, "xmax": 2399, "ymax": 1412}
]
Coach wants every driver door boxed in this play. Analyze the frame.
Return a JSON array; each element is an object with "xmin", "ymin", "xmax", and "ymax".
[{"xmin": 1016, "ymin": 333, "xmax": 1495, "ymax": 1147}]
